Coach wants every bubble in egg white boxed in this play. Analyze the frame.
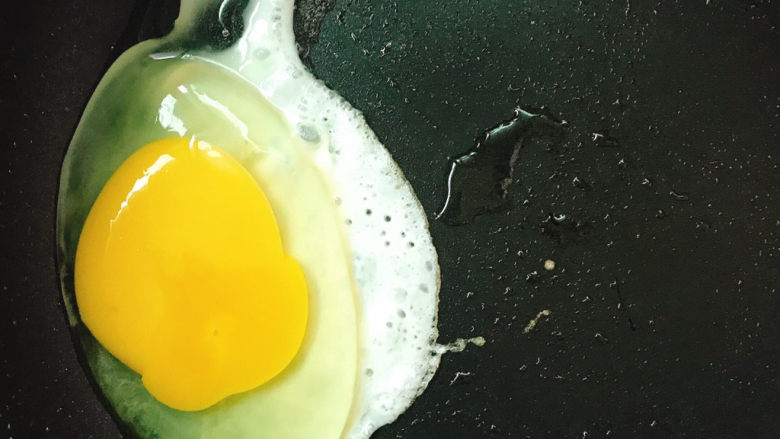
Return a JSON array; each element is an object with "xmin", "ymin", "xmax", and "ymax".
[
  {"xmin": 253, "ymin": 47, "xmax": 270, "ymax": 59},
  {"xmin": 296, "ymin": 124, "xmax": 319, "ymax": 142}
]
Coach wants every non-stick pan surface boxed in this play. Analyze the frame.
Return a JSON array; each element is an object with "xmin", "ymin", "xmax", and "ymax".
[{"xmin": 2, "ymin": 1, "xmax": 778, "ymax": 438}]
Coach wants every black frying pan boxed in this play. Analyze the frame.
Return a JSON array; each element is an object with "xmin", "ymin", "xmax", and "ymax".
[{"xmin": 3, "ymin": 1, "xmax": 778, "ymax": 438}]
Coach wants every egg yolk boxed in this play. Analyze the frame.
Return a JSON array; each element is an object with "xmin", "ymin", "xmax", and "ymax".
[{"xmin": 74, "ymin": 137, "xmax": 308, "ymax": 411}]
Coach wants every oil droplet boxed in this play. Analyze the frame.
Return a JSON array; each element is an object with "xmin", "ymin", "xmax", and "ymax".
[
  {"xmin": 436, "ymin": 107, "xmax": 563, "ymax": 225},
  {"xmin": 541, "ymin": 213, "xmax": 590, "ymax": 244},
  {"xmin": 669, "ymin": 191, "xmax": 690, "ymax": 201}
]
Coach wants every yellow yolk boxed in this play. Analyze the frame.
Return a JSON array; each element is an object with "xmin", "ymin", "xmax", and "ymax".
[{"xmin": 74, "ymin": 137, "xmax": 308, "ymax": 411}]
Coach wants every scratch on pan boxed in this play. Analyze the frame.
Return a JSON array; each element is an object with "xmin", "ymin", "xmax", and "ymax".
[{"xmin": 523, "ymin": 310, "xmax": 551, "ymax": 334}]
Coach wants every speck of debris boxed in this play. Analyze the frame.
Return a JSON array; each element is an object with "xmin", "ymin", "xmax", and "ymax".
[{"xmin": 523, "ymin": 309, "xmax": 552, "ymax": 333}]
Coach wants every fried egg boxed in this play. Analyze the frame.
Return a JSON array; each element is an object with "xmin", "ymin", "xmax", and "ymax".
[{"xmin": 56, "ymin": 0, "xmax": 442, "ymax": 438}]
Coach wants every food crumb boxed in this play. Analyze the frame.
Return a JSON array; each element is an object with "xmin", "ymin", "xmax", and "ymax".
[
  {"xmin": 544, "ymin": 259, "xmax": 556, "ymax": 271},
  {"xmin": 523, "ymin": 309, "xmax": 552, "ymax": 334}
]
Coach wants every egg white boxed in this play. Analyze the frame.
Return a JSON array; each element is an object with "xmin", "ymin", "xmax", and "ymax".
[{"xmin": 58, "ymin": 0, "xmax": 442, "ymax": 437}]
